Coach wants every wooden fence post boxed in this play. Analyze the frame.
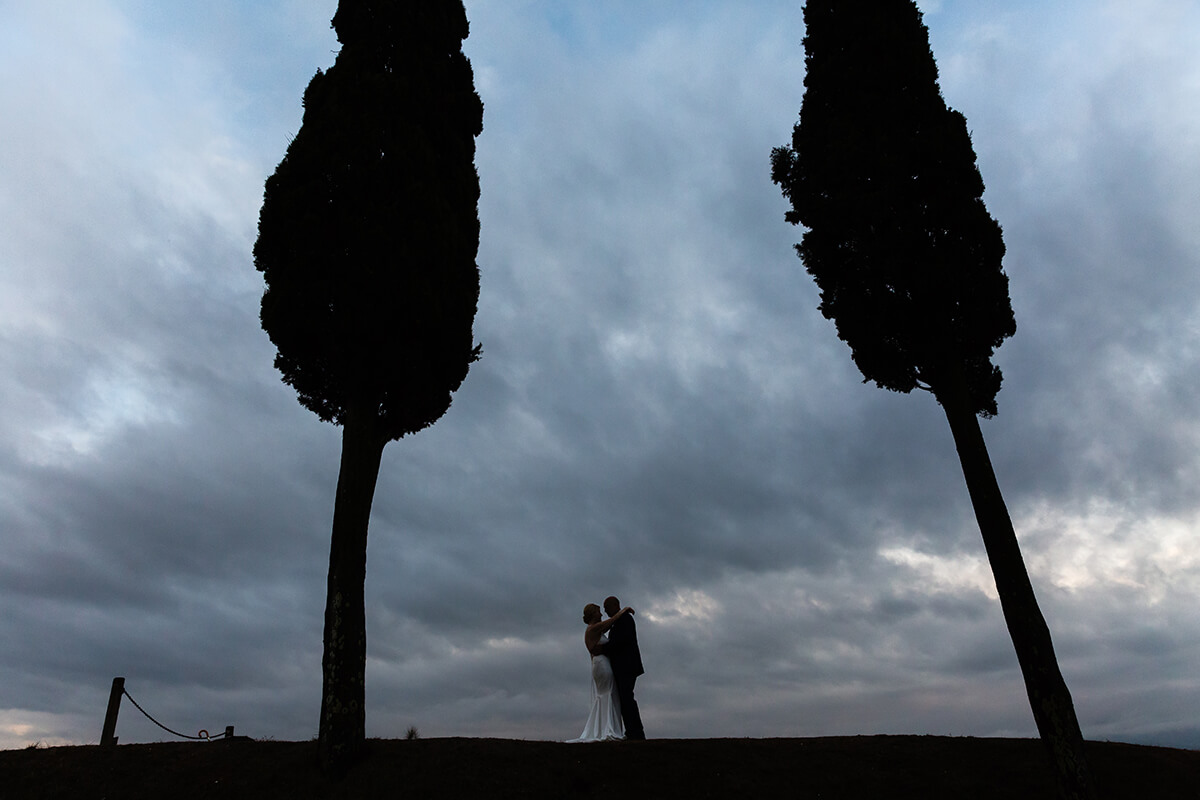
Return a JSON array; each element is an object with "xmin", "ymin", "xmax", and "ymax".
[{"xmin": 100, "ymin": 677, "xmax": 124, "ymax": 746}]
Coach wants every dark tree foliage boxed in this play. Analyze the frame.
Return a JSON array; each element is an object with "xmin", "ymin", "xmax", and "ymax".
[
  {"xmin": 771, "ymin": 1, "xmax": 1013, "ymax": 416},
  {"xmin": 772, "ymin": 3, "xmax": 1094, "ymax": 799},
  {"xmin": 253, "ymin": 0, "xmax": 482, "ymax": 774},
  {"xmin": 257, "ymin": 1, "xmax": 482, "ymax": 439}
]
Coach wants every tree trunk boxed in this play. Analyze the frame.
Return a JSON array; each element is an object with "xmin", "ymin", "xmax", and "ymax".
[
  {"xmin": 937, "ymin": 372, "xmax": 1096, "ymax": 800},
  {"xmin": 318, "ymin": 407, "xmax": 387, "ymax": 775}
]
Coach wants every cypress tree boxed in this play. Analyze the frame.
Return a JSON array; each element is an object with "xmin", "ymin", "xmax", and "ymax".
[
  {"xmin": 253, "ymin": 0, "xmax": 482, "ymax": 773},
  {"xmin": 771, "ymin": 3, "xmax": 1095, "ymax": 798}
]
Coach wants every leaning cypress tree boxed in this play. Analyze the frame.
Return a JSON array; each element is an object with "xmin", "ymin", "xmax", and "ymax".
[
  {"xmin": 253, "ymin": 0, "xmax": 482, "ymax": 773},
  {"xmin": 770, "ymin": 3, "xmax": 1094, "ymax": 798}
]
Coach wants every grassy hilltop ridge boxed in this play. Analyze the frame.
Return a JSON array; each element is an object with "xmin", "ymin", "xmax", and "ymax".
[{"xmin": 4, "ymin": 735, "xmax": 1200, "ymax": 799}]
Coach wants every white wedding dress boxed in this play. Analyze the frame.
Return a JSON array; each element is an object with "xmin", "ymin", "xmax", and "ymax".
[{"xmin": 567, "ymin": 635, "xmax": 625, "ymax": 742}]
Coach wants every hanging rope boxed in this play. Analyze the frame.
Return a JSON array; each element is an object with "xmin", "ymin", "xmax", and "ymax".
[{"xmin": 121, "ymin": 687, "xmax": 222, "ymax": 741}]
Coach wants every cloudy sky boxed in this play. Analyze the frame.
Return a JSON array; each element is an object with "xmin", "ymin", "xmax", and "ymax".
[{"xmin": 4, "ymin": 0, "xmax": 1200, "ymax": 750}]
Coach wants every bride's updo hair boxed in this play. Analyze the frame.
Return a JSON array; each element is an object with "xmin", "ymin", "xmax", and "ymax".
[{"xmin": 582, "ymin": 603, "xmax": 601, "ymax": 624}]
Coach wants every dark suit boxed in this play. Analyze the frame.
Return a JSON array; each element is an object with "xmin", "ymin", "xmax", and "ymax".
[{"xmin": 606, "ymin": 611, "xmax": 645, "ymax": 739}]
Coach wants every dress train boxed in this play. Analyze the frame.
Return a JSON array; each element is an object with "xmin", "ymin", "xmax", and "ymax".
[{"xmin": 567, "ymin": 654, "xmax": 624, "ymax": 742}]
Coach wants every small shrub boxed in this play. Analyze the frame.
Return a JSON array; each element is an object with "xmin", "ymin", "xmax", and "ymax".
[{"xmin": 405, "ymin": 726, "xmax": 420, "ymax": 740}]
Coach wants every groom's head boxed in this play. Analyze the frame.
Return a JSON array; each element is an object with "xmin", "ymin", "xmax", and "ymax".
[{"xmin": 603, "ymin": 596, "xmax": 620, "ymax": 617}]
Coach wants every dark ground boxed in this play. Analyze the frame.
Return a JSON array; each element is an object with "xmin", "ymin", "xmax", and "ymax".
[{"xmin": 3, "ymin": 735, "xmax": 1199, "ymax": 799}]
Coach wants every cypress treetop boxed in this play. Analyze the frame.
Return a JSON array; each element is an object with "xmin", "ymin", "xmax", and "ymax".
[
  {"xmin": 255, "ymin": 0, "xmax": 483, "ymax": 440},
  {"xmin": 771, "ymin": 0, "xmax": 1014, "ymax": 416}
]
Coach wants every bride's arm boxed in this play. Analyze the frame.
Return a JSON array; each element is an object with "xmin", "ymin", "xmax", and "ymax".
[{"xmin": 593, "ymin": 606, "xmax": 633, "ymax": 634}]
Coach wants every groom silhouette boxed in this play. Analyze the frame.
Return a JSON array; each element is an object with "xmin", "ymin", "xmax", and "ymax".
[{"xmin": 603, "ymin": 595, "xmax": 645, "ymax": 740}]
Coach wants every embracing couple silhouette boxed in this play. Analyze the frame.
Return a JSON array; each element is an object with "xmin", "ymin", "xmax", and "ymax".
[{"xmin": 568, "ymin": 596, "xmax": 646, "ymax": 742}]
